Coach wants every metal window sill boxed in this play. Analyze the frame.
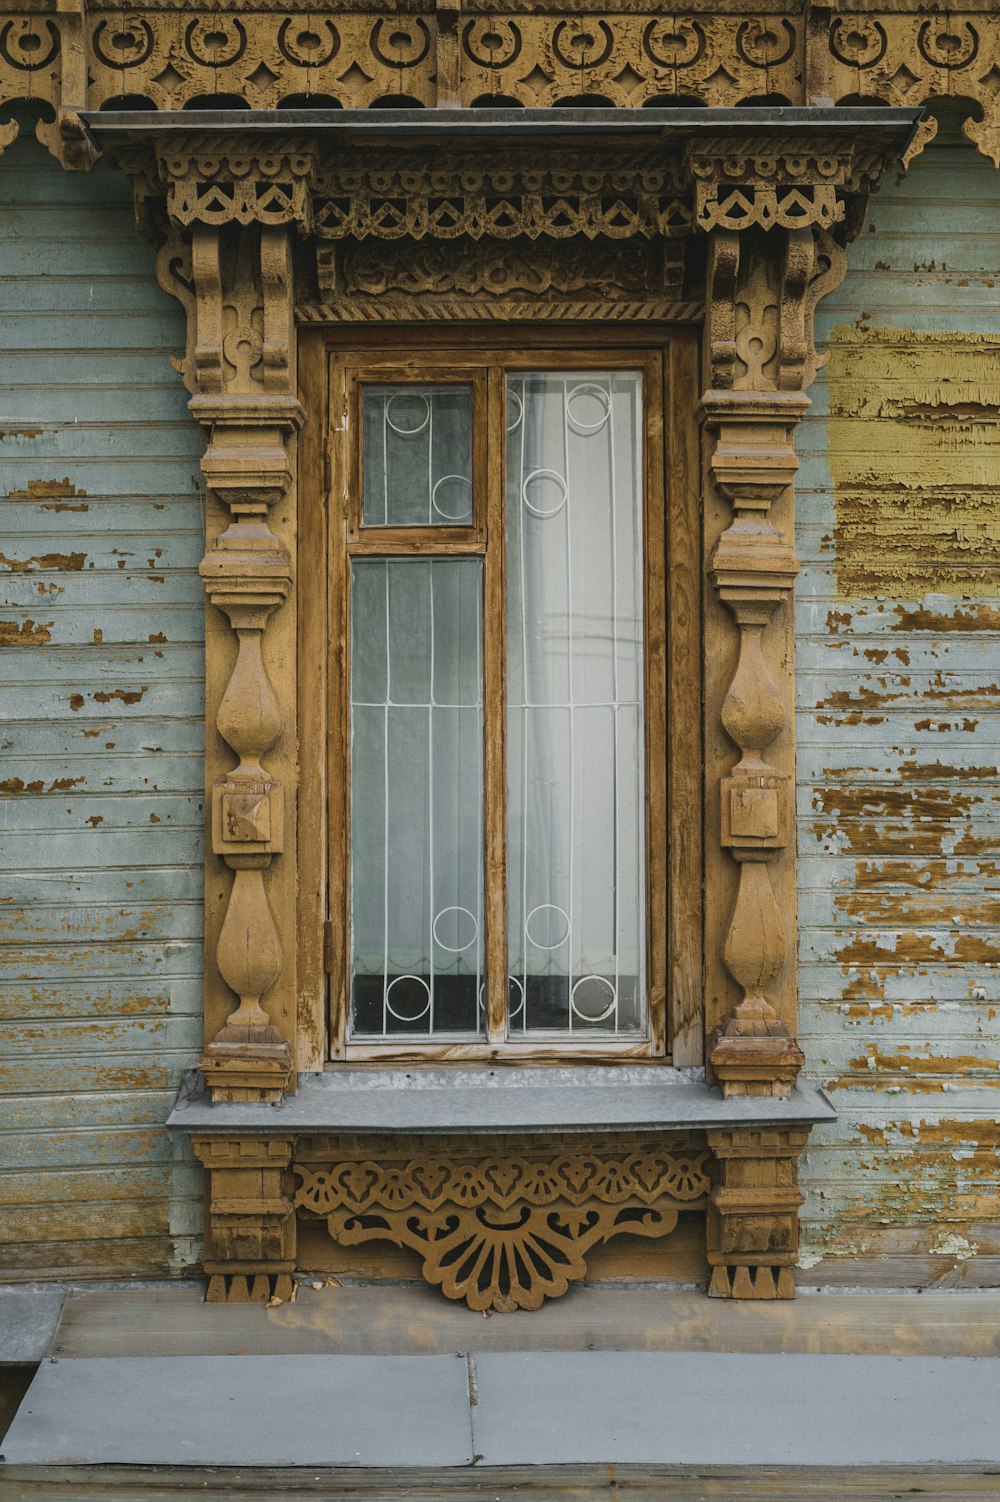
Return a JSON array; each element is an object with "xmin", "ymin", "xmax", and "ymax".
[{"xmin": 167, "ymin": 1065, "xmax": 836, "ymax": 1136}]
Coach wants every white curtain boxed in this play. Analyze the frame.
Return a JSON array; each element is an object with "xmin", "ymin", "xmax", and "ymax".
[{"xmin": 348, "ymin": 373, "xmax": 645, "ymax": 1039}]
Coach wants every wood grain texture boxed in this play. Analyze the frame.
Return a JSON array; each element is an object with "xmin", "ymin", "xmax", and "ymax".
[
  {"xmin": 3, "ymin": 1464, "xmax": 999, "ymax": 1500},
  {"xmin": 46, "ymin": 1285, "xmax": 1000, "ymax": 1359},
  {"xmin": 295, "ymin": 331, "xmax": 328, "ymax": 1072},
  {"xmin": 666, "ymin": 331, "xmax": 704, "ymax": 1067}
]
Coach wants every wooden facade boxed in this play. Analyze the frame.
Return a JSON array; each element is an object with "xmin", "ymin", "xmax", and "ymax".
[{"xmin": 1, "ymin": 0, "xmax": 998, "ymax": 1306}]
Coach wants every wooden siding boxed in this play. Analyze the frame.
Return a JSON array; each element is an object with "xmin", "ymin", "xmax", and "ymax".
[
  {"xmin": 0, "ymin": 121, "xmax": 205, "ymax": 1280},
  {"xmin": 797, "ymin": 138, "xmax": 1000, "ymax": 1285},
  {"xmin": 2, "ymin": 123, "xmax": 999, "ymax": 1291}
]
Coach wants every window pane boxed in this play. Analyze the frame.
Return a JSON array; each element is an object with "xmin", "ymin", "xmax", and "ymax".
[
  {"xmin": 362, "ymin": 384, "xmax": 473, "ymax": 526},
  {"xmin": 350, "ymin": 558, "xmax": 485, "ymax": 1038},
  {"xmin": 505, "ymin": 371, "xmax": 645, "ymax": 1035}
]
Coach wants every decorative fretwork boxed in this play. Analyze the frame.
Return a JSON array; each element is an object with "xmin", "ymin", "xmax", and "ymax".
[
  {"xmin": 311, "ymin": 149, "xmax": 692, "ymax": 244},
  {"xmin": 293, "ymin": 1136, "xmax": 711, "ymax": 1311},
  {"xmin": 3, "ymin": 5, "xmax": 1000, "ymax": 170},
  {"xmin": 303, "ymin": 234, "xmax": 693, "ymax": 323},
  {"xmin": 688, "ymin": 139, "xmax": 886, "ymax": 236}
]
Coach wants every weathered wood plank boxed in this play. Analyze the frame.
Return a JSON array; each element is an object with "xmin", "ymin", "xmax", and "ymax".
[
  {"xmin": 42, "ymin": 1286, "xmax": 1000, "ymax": 1360},
  {"xmin": 3, "ymin": 1464, "xmax": 1000, "ymax": 1501},
  {"xmin": 795, "ymin": 142, "xmax": 1000, "ymax": 1273},
  {"xmin": 0, "ymin": 974, "xmax": 201, "ymax": 1019},
  {"xmin": 0, "ymin": 129, "xmax": 204, "ymax": 1282}
]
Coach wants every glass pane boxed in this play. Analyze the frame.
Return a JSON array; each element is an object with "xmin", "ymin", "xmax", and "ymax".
[
  {"xmin": 362, "ymin": 383, "xmax": 473, "ymax": 526},
  {"xmin": 505, "ymin": 371, "xmax": 645, "ymax": 1035},
  {"xmin": 350, "ymin": 558, "xmax": 485, "ymax": 1039}
]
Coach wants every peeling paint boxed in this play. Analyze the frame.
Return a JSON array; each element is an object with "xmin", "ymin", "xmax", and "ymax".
[
  {"xmin": 828, "ymin": 327, "xmax": 1000, "ymax": 599},
  {"xmin": 0, "ymin": 550, "xmax": 86, "ymax": 573},
  {"xmin": 92, "ymin": 687, "xmax": 149, "ymax": 707},
  {"xmin": 797, "ymin": 146, "xmax": 1000, "ymax": 1279},
  {"xmin": 7, "ymin": 478, "xmax": 87, "ymax": 507},
  {"xmin": 894, "ymin": 603, "xmax": 1000, "ymax": 633},
  {"xmin": 0, "ymin": 619, "xmax": 53, "ymax": 646}
]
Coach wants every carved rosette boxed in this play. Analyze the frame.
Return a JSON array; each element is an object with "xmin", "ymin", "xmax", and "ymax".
[{"xmin": 294, "ymin": 1136, "xmax": 711, "ymax": 1312}]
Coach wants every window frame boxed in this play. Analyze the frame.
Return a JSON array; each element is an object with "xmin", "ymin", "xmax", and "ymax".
[{"xmin": 297, "ymin": 326, "xmax": 703, "ymax": 1068}]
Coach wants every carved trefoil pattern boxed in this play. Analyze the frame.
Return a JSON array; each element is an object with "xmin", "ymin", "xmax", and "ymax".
[{"xmin": 294, "ymin": 1138, "xmax": 711, "ymax": 1311}]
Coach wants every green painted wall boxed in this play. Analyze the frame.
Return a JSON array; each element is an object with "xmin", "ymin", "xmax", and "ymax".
[{"xmin": 0, "ymin": 121, "xmax": 204, "ymax": 1280}]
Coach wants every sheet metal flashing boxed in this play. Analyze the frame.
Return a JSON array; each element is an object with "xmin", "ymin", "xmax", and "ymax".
[
  {"xmin": 82, "ymin": 105, "xmax": 922, "ymax": 153},
  {"xmin": 167, "ymin": 1067, "xmax": 837, "ymax": 1135}
]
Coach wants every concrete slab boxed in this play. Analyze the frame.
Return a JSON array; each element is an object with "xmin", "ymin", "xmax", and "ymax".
[
  {"xmin": 0, "ymin": 1288, "xmax": 66, "ymax": 1363},
  {"xmin": 2, "ymin": 1355, "xmax": 474, "ymax": 1467},
  {"xmin": 46, "ymin": 1285, "xmax": 1000, "ymax": 1360},
  {"xmin": 471, "ymin": 1351, "xmax": 1000, "ymax": 1467},
  {"xmin": 169, "ymin": 1068, "xmax": 836, "ymax": 1136}
]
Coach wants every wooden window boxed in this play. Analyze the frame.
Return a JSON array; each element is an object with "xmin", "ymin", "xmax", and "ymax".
[{"xmin": 303, "ymin": 331, "xmax": 700, "ymax": 1064}]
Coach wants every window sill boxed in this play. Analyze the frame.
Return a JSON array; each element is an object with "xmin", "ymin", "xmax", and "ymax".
[{"xmin": 167, "ymin": 1065, "xmax": 836, "ymax": 1135}]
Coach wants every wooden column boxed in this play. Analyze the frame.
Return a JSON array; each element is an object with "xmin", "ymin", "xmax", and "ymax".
[
  {"xmin": 148, "ymin": 139, "xmax": 315, "ymax": 1102},
  {"xmin": 691, "ymin": 140, "xmax": 866, "ymax": 1105},
  {"xmin": 691, "ymin": 136, "xmax": 885, "ymax": 1295}
]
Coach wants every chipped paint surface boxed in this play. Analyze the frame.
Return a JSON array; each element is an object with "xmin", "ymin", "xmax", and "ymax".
[
  {"xmin": 0, "ymin": 124, "xmax": 205, "ymax": 1281},
  {"xmin": 798, "ymin": 140, "xmax": 1000, "ymax": 1285},
  {"xmin": 828, "ymin": 328, "xmax": 1000, "ymax": 598}
]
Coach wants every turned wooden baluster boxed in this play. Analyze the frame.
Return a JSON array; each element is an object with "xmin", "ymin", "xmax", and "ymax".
[
  {"xmin": 703, "ymin": 392, "xmax": 807, "ymax": 1098},
  {"xmin": 199, "ymin": 488, "xmax": 293, "ymax": 1098}
]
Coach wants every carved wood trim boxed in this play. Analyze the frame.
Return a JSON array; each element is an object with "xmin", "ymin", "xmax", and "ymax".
[
  {"xmin": 2, "ymin": 7, "xmax": 999, "ymax": 168},
  {"xmin": 706, "ymin": 1126, "xmax": 808, "ymax": 1298},
  {"xmin": 52, "ymin": 113, "xmax": 900, "ymax": 1295},
  {"xmin": 293, "ymin": 1133, "xmax": 711, "ymax": 1311},
  {"xmin": 98, "ymin": 121, "xmax": 904, "ymax": 1120}
]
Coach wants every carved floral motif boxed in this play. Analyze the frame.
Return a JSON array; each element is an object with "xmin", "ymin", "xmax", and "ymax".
[{"xmin": 295, "ymin": 1139, "xmax": 711, "ymax": 1311}]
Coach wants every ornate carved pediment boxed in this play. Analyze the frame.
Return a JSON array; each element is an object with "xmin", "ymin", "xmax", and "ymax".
[{"xmin": 94, "ymin": 112, "xmax": 912, "ymax": 333}]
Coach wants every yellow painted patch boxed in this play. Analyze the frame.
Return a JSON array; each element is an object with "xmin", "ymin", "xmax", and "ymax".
[{"xmin": 828, "ymin": 326, "xmax": 1000, "ymax": 598}]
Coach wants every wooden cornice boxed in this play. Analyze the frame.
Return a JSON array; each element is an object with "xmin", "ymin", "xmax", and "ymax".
[{"xmin": 0, "ymin": 2, "xmax": 997, "ymax": 172}]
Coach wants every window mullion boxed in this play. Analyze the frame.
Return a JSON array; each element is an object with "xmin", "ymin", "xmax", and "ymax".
[{"xmin": 484, "ymin": 365, "xmax": 509, "ymax": 1044}]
